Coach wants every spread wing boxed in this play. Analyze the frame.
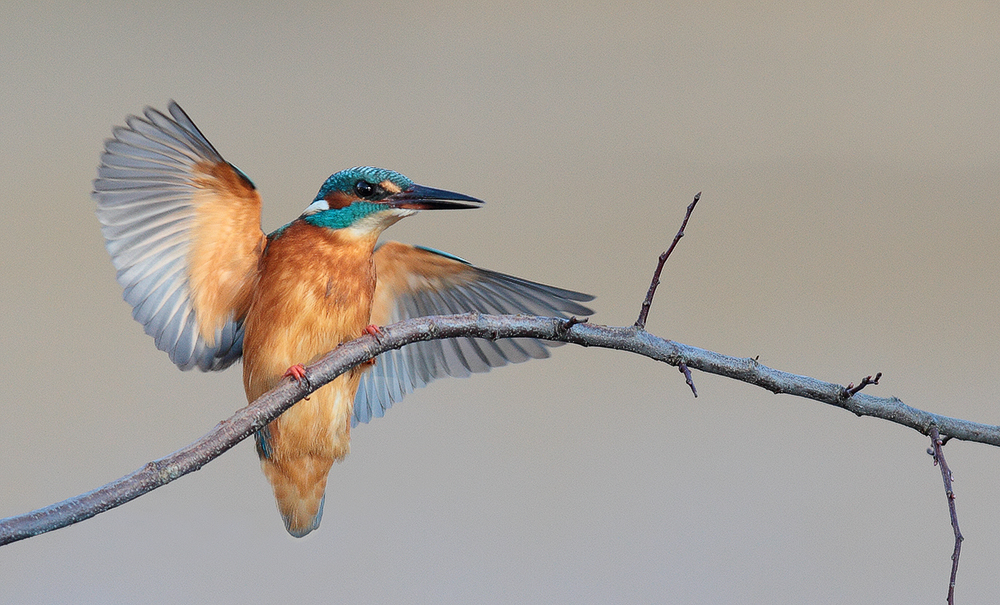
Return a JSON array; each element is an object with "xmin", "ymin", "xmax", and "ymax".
[
  {"xmin": 93, "ymin": 101, "xmax": 265, "ymax": 371},
  {"xmin": 353, "ymin": 242, "xmax": 594, "ymax": 425}
]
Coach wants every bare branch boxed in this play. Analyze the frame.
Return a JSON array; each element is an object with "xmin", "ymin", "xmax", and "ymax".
[
  {"xmin": 928, "ymin": 426, "xmax": 963, "ymax": 605},
  {"xmin": 3, "ymin": 313, "xmax": 1000, "ymax": 546},
  {"xmin": 635, "ymin": 192, "xmax": 701, "ymax": 330}
]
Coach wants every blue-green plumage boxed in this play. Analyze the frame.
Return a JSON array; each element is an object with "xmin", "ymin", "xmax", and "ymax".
[
  {"xmin": 287, "ymin": 166, "xmax": 484, "ymax": 235},
  {"xmin": 313, "ymin": 166, "xmax": 413, "ymax": 202},
  {"xmin": 270, "ymin": 167, "xmax": 414, "ymax": 237},
  {"xmin": 255, "ymin": 425, "xmax": 273, "ymax": 460},
  {"xmin": 303, "ymin": 201, "xmax": 387, "ymax": 230}
]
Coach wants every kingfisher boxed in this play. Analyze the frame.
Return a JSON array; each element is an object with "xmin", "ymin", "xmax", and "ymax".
[{"xmin": 92, "ymin": 102, "xmax": 593, "ymax": 537}]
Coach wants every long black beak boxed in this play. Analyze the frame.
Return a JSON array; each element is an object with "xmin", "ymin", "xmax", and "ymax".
[{"xmin": 383, "ymin": 184, "xmax": 484, "ymax": 210}]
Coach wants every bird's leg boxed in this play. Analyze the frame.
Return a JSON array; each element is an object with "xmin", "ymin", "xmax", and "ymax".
[
  {"xmin": 361, "ymin": 325, "xmax": 382, "ymax": 366},
  {"xmin": 282, "ymin": 363, "xmax": 307, "ymax": 381},
  {"xmin": 281, "ymin": 363, "xmax": 312, "ymax": 398}
]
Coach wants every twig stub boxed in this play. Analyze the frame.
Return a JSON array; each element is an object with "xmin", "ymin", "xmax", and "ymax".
[
  {"xmin": 679, "ymin": 361, "xmax": 698, "ymax": 397},
  {"xmin": 843, "ymin": 372, "xmax": 882, "ymax": 398}
]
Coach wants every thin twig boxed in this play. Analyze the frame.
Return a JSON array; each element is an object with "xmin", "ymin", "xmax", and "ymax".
[
  {"xmin": 928, "ymin": 426, "xmax": 963, "ymax": 605},
  {"xmin": 635, "ymin": 192, "xmax": 701, "ymax": 330}
]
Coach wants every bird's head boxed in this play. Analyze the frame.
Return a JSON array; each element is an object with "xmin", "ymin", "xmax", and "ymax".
[{"xmin": 300, "ymin": 167, "xmax": 483, "ymax": 234}]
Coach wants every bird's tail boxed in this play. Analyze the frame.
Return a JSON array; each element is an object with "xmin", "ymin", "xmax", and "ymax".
[
  {"xmin": 251, "ymin": 376, "xmax": 356, "ymax": 537},
  {"xmin": 259, "ymin": 453, "xmax": 335, "ymax": 537}
]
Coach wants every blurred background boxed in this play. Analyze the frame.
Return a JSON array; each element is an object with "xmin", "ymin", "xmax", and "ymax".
[{"xmin": 2, "ymin": 1, "xmax": 999, "ymax": 602}]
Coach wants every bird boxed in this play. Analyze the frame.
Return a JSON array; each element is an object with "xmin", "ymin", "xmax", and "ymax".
[{"xmin": 92, "ymin": 101, "xmax": 593, "ymax": 537}]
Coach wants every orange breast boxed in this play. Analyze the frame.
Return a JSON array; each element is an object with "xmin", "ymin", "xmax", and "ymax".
[{"xmin": 242, "ymin": 219, "xmax": 380, "ymax": 463}]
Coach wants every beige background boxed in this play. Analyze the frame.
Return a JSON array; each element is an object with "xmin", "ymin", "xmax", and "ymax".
[{"xmin": 2, "ymin": 1, "xmax": 999, "ymax": 602}]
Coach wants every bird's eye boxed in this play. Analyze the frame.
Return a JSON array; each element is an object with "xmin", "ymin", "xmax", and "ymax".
[{"xmin": 354, "ymin": 180, "xmax": 375, "ymax": 198}]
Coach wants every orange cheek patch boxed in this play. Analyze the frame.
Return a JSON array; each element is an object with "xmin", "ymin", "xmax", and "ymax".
[
  {"xmin": 379, "ymin": 179, "xmax": 403, "ymax": 195},
  {"xmin": 324, "ymin": 191, "xmax": 358, "ymax": 209}
]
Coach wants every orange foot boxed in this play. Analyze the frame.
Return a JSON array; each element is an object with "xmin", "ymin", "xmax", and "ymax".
[
  {"xmin": 362, "ymin": 325, "xmax": 382, "ymax": 365},
  {"xmin": 282, "ymin": 363, "xmax": 311, "ymax": 398},
  {"xmin": 282, "ymin": 363, "xmax": 307, "ymax": 381}
]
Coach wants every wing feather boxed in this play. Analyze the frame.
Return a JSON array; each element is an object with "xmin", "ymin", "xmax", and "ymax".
[
  {"xmin": 353, "ymin": 242, "xmax": 594, "ymax": 425},
  {"xmin": 93, "ymin": 101, "xmax": 265, "ymax": 371}
]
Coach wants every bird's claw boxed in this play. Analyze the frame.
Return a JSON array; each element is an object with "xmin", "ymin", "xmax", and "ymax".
[
  {"xmin": 282, "ymin": 363, "xmax": 307, "ymax": 381},
  {"xmin": 361, "ymin": 325, "xmax": 382, "ymax": 366},
  {"xmin": 282, "ymin": 363, "xmax": 312, "ymax": 397}
]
